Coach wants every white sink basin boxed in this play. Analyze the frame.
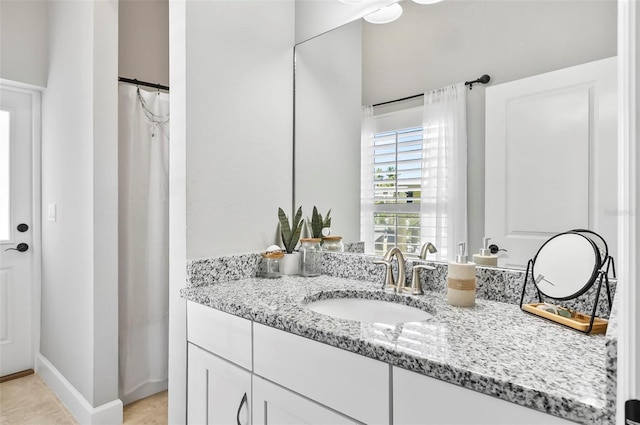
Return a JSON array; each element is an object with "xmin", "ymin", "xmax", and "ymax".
[{"xmin": 305, "ymin": 298, "xmax": 432, "ymax": 324}]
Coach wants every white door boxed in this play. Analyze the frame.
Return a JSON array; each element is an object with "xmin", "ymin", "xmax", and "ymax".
[
  {"xmin": 0, "ymin": 86, "xmax": 37, "ymax": 377},
  {"xmin": 485, "ymin": 57, "xmax": 617, "ymax": 268},
  {"xmin": 187, "ymin": 343, "xmax": 251, "ymax": 425}
]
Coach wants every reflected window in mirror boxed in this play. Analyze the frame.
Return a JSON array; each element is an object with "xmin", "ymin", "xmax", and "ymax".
[
  {"xmin": 361, "ymin": 84, "xmax": 468, "ymax": 261},
  {"xmin": 363, "ymin": 107, "xmax": 423, "ymax": 257}
]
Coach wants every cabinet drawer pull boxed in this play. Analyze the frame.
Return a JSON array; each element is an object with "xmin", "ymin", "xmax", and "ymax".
[{"xmin": 236, "ymin": 392, "xmax": 248, "ymax": 425}]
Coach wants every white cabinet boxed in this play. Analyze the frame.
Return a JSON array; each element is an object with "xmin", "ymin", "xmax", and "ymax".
[
  {"xmin": 187, "ymin": 343, "xmax": 251, "ymax": 425},
  {"xmin": 393, "ymin": 367, "xmax": 574, "ymax": 425},
  {"xmin": 186, "ymin": 301, "xmax": 575, "ymax": 425},
  {"xmin": 253, "ymin": 376, "xmax": 357, "ymax": 425}
]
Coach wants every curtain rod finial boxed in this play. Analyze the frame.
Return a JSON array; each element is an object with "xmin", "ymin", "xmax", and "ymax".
[{"xmin": 465, "ymin": 74, "xmax": 491, "ymax": 90}]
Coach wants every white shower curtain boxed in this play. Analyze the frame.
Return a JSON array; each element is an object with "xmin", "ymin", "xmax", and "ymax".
[
  {"xmin": 118, "ymin": 84, "xmax": 170, "ymax": 405},
  {"xmin": 421, "ymin": 83, "xmax": 468, "ymax": 260}
]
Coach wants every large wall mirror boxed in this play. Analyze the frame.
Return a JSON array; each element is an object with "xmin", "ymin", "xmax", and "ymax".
[{"xmin": 294, "ymin": 0, "xmax": 617, "ymax": 268}]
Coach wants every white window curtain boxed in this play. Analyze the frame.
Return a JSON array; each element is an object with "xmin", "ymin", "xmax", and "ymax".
[
  {"xmin": 118, "ymin": 84, "xmax": 170, "ymax": 405},
  {"xmin": 360, "ymin": 105, "xmax": 375, "ymax": 253},
  {"xmin": 421, "ymin": 83, "xmax": 468, "ymax": 260}
]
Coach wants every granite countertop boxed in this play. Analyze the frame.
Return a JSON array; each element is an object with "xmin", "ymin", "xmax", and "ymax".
[{"xmin": 181, "ymin": 274, "xmax": 614, "ymax": 424}]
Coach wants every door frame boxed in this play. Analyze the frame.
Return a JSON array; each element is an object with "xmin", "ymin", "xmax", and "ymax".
[
  {"xmin": 0, "ymin": 79, "xmax": 42, "ymax": 374},
  {"xmin": 617, "ymin": 0, "xmax": 639, "ymax": 422}
]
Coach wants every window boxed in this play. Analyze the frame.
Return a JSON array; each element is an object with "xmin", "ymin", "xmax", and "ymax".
[
  {"xmin": 0, "ymin": 110, "xmax": 9, "ymax": 241},
  {"xmin": 362, "ymin": 105, "xmax": 426, "ymax": 257},
  {"xmin": 372, "ymin": 126, "xmax": 422, "ymax": 256}
]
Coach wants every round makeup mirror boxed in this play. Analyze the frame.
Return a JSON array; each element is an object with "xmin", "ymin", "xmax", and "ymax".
[
  {"xmin": 531, "ymin": 232, "xmax": 600, "ymax": 300},
  {"xmin": 569, "ymin": 228, "xmax": 615, "ymax": 273}
]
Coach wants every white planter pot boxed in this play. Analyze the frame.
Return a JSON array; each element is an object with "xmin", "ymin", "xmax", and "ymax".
[{"xmin": 281, "ymin": 252, "xmax": 300, "ymax": 276}]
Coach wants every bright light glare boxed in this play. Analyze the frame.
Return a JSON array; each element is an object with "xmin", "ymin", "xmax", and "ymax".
[
  {"xmin": 363, "ymin": 3, "xmax": 403, "ymax": 24},
  {"xmin": 0, "ymin": 110, "xmax": 10, "ymax": 241}
]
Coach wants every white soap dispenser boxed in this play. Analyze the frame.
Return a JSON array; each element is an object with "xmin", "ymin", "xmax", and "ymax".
[
  {"xmin": 447, "ymin": 242, "xmax": 476, "ymax": 307},
  {"xmin": 473, "ymin": 237, "xmax": 498, "ymax": 267}
]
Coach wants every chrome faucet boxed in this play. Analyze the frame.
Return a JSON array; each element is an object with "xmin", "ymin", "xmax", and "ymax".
[{"xmin": 373, "ymin": 247, "xmax": 407, "ymax": 293}]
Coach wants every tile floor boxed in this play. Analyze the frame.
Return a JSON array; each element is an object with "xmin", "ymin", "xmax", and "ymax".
[{"xmin": 0, "ymin": 374, "xmax": 168, "ymax": 425}]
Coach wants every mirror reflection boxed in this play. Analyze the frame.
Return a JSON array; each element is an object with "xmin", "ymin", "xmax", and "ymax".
[{"xmin": 294, "ymin": 0, "xmax": 617, "ymax": 268}]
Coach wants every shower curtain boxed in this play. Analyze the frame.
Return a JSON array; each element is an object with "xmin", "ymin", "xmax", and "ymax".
[{"xmin": 118, "ymin": 84, "xmax": 170, "ymax": 405}]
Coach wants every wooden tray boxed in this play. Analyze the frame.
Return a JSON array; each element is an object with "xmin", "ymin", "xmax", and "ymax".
[{"xmin": 522, "ymin": 303, "xmax": 608, "ymax": 334}]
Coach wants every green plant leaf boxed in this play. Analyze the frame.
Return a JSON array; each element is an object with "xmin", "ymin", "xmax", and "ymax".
[
  {"xmin": 291, "ymin": 220, "xmax": 303, "ymax": 251},
  {"xmin": 323, "ymin": 209, "xmax": 332, "ymax": 228},
  {"xmin": 278, "ymin": 207, "xmax": 292, "ymax": 252},
  {"xmin": 278, "ymin": 206, "xmax": 303, "ymax": 253},
  {"xmin": 293, "ymin": 206, "xmax": 302, "ymax": 228},
  {"xmin": 311, "ymin": 206, "xmax": 323, "ymax": 238}
]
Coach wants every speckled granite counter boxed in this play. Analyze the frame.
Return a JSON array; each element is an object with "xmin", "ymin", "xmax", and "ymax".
[{"xmin": 181, "ymin": 273, "xmax": 616, "ymax": 424}]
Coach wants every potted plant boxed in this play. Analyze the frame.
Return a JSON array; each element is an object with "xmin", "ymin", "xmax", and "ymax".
[{"xmin": 278, "ymin": 206, "xmax": 303, "ymax": 275}]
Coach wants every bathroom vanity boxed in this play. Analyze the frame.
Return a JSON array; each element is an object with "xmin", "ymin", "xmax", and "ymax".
[{"xmin": 181, "ymin": 253, "xmax": 616, "ymax": 425}]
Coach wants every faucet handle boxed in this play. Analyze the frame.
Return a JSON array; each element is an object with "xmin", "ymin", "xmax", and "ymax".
[
  {"xmin": 406, "ymin": 264, "xmax": 435, "ymax": 295},
  {"xmin": 373, "ymin": 260, "xmax": 396, "ymax": 291}
]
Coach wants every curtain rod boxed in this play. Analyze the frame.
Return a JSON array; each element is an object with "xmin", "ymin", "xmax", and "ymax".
[
  {"xmin": 118, "ymin": 77, "xmax": 169, "ymax": 92},
  {"xmin": 373, "ymin": 93, "xmax": 423, "ymax": 108},
  {"xmin": 372, "ymin": 74, "xmax": 491, "ymax": 108}
]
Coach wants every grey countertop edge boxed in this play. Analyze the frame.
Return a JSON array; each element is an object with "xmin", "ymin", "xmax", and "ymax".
[{"xmin": 180, "ymin": 280, "xmax": 615, "ymax": 425}]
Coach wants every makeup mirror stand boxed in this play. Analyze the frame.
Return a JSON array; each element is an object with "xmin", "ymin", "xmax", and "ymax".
[{"xmin": 520, "ymin": 261, "xmax": 612, "ymax": 334}]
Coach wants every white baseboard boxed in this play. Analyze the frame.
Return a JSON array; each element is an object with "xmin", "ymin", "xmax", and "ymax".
[
  {"xmin": 121, "ymin": 379, "xmax": 168, "ymax": 406},
  {"xmin": 35, "ymin": 353, "xmax": 123, "ymax": 425}
]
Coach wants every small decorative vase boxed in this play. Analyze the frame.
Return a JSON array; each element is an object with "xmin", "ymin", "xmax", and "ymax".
[{"xmin": 281, "ymin": 252, "xmax": 300, "ymax": 276}]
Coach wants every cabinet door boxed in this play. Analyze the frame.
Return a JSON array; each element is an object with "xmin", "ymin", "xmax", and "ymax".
[
  {"xmin": 188, "ymin": 343, "xmax": 251, "ymax": 425},
  {"xmin": 253, "ymin": 376, "xmax": 358, "ymax": 425},
  {"xmin": 393, "ymin": 367, "xmax": 572, "ymax": 425}
]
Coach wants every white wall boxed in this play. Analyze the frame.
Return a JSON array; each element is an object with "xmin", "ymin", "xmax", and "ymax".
[
  {"xmin": 119, "ymin": 0, "xmax": 169, "ymax": 87},
  {"xmin": 168, "ymin": 0, "xmax": 186, "ymax": 423},
  {"xmin": 91, "ymin": 0, "xmax": 119, "ymax": 408},
  {"xmin": 40, "ymin": 0, "xmax": 120, "ymax": 420},
  {"xmin": 0, "ymin": 0, "xmax": 48, "ymax": 87},
  {"xmin": 185, "ymin": 1, "xmax": 295, "ymax": 259},
  {"xmin": 168, "ymin": 1, "xmax": 295, "ymax": 421}
]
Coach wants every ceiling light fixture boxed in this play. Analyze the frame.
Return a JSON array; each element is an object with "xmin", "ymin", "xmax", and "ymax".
[
  {"xmin": 412, "ymin": 0, "xmax": 444, "ymax": 4},
  {"xmin": 363, "ymin": 3, "xmax": 403, "ymax": 24}
]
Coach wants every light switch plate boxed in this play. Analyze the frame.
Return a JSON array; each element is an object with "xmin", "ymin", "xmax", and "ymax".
[{"xmin": 48, "ymin": 203, "xmax": 56, "ymax": 222}]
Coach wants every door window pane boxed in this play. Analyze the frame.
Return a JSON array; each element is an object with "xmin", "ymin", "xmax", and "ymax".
[{"xmin": 0, "ymin": 110, "xmax": 9, "ymax": 241}]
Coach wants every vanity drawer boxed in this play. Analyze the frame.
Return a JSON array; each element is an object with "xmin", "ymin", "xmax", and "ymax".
[
  {"xmin": 253, "ymin": 323, "xmax": 389, "ymax": 424},
  {"xmin": 393, "ymin": 367, "xmax": 574, "ymax": 424},
  {"xmin": 186, "ymin": 300, "xmax": 252, "ymax": 370}
]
